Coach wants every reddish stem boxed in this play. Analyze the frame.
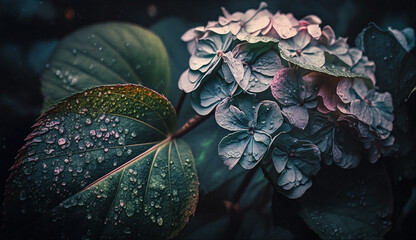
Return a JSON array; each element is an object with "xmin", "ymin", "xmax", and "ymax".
[{"xmin": 171, "ymin": 112, "xmax": 213, "ymax": 139}]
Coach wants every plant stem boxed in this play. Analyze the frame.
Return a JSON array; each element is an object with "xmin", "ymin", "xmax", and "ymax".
[
  {"xmin": 175, "ymin": 91, "xmax": 186, "ymax": 116},
  {"xmin": 171, "ymin": 112, "xmax": 213, "ymax": 139},
  {"xmin": 225, "ymin": 166, "xmax": 259, "ymax": 239},
  {"xmin": 231, "ymin": 165, "xmax": 259, "ymax": 203}
]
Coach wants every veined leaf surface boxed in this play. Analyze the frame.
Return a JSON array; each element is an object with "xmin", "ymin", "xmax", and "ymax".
[
  {"xmin": 41, "ymin": 22, "xmax": 171, "ymax": 111},
  {"xmin": 2, "ymin": 85, "xmax": 198, "ymax": 239},
  {"xmin": 279, "ymin": 48, "xmax": 372, "ymax": 86},
  {"xmin": 298, "ymin": 162, "xmax": 393, "ymax": 239}
]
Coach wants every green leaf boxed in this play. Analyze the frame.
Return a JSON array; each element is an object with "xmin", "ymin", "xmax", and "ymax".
[
  {"xmin": 238, "ymin": 34, "xmax": 280, "ymax": 44},
  {"xmin": 298, "ymin": 162, "xmax": 393, "ymax": 239},
  {"xmin": 357, "ymin": 23, "xmax": 416, "ymax": 181},
  {"xmin": 279, "ymin": 48, "xmax": 371, "ymax": 84},
  {"xmin": 356, "ymin": 22, "xmax": 416, "ymax": 105},
  {"xmin": 41, "ymin": 22, "xmax": 171, "ymax": 111},
  {"xmin": 233, "ymin": 42, "xmax": 282, "ymax": 93},
  {"xmin": 2, "ymin": 85, "xmax": 198, "ymax": 239},
  {"xmin": 178, "ymin": 168, "xmax": 294, "ymax": 240}
]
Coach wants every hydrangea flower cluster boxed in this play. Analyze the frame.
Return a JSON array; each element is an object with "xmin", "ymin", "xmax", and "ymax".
[{"xmin": 179, "ymin": 2, "xmax": 394, "ymax": 199}]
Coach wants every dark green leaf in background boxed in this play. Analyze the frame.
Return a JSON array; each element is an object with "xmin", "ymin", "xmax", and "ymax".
[
  {"xmin": 298, "ymin": 162, "xmax": 393, "ymax": 239},
  {"xmin": 41, "ymin": 22, "xmax": 171, "ymax": 111},
  {"xmin": 357, "ymin": 23, "xmax": 416, "ymax": 182},
  {"xmin": 356, "ymin": 22, "xmax": 416, "ymax": 105}
]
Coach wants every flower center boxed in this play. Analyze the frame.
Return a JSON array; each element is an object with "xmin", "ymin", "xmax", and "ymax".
[
  {"xmin": 217, "ymin": 50, "xmax": 224, "ymax": 57},
  {"xmin": 248, "ymin": 127, "xmax": 255, "ymax": 135},
  {"xmin": 296, "ymin": 49, "xmax": 302, "ymax": 56}
]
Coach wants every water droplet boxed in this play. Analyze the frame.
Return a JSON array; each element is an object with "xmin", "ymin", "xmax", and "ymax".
[
  {"xmin": 157, "ymin": 216, "xmax": 163, "ymax": 226},
  {"xmin": 124, "ymin": 227, "xmax": 131, "ymax": 234},
  {"xmin": 58, "ymin": 138, "xmax": 66, "ymax": 146},
  {"xmin": 116, "ymin": 149, "xmax": 123, "ymax": 157},
  {"xmin": 45, "ymin": 136, "xmax": 55, "ymax": 144},
  {"xmin": 19, "ymin": 191, "xmax": 27, "ymax": 200},
  {"xmin": 100, "ymin": 124, "xmax": 108, "ymax": 132},
  {"xmin": 44, "ymin": 149, "xmax": 55, "ymax": 155}
]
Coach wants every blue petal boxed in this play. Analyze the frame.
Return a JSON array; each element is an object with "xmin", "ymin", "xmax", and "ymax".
[
  {"xmin": 190, "ymin": 75, "xmax": 237, "ymax": 115},
  {"xmin": 221, "ymin": 51, "xmax": 244, "ymax": 83},
  {"xmin": 216, "ymin": 100, "xmax": 250, "ymax": 131},
  {"xmin": 218, "ymin": 131, "xmax": 251, "ymax": 169},
  {"xmin": 272, "ymin": 147, "xmax": 288, "ymax": 173},
  {"xmin": 254, "ymin": 100, "xmax": 283, "ymax": 134},
  {"xmin": 218, "ymin": 131, "xmax": 271, "ymax": 170}
]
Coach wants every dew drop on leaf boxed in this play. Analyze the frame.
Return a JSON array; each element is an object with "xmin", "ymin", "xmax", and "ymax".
[
  {"xmin": 157, "ymin": 216, "xmax": 163, "ymax": 226},
  {"xmin": 57, "ymin": 138, "xmax": 66, "ymax": 146}
]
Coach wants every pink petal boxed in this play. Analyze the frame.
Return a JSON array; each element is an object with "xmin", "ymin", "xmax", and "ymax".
[
  {"xmin": 307, "ymin": 24, "xmax": 322, "ymax": 40},
  {"xmin": 302, "ymin": 15, "xmax": 322, "ymax": 25},
  {"xmin": 321, "ymin": 25, "xmax": 335, "ymax": 45}
]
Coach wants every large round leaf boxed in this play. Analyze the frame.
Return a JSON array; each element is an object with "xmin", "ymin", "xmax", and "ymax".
[
  {"xmin": 41, "ymin": 22, "xmax": 171, "ymax": 111},
  {"xmin": 356, "ymin": 23, "xmax": 416, "ymax": 105},
  {"xmin": 298, "ymin": 162, "xmax": 393, "ymax": 239},
  {"xmin": 2, "ymin": 85, "xmax": 198, "ymax": 239}
]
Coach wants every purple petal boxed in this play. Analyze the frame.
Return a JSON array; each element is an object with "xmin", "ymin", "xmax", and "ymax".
[{"xmin": 282, "ymin": 105, "xmax": 309, "ymax": 129}]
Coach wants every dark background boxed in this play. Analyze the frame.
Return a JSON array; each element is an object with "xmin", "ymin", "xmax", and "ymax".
[{"xmin": 1, "ymin": 0, "xmax": 415, "ymax": 237}]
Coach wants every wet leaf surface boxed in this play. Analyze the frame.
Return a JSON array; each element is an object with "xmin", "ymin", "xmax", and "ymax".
[
  {"xmin": 41, "ymin": 22, "xmax": 171, "ymax": 111},
  {"xmin": 357, "ymin": 23, "xmax": 416, "ymax": 105},
  {"xmin": 2, "ymin": 85, "xmax": 198, "ymax": 239},
  {"xmin": 279, "ymin": 47, "xmax": 371, "ymax": 83},
  {"xmin": 298, "ymin": 162, "xmax": 393, "ymax": 239}
]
